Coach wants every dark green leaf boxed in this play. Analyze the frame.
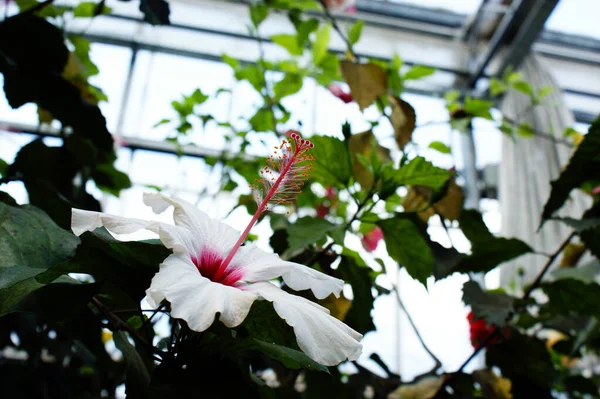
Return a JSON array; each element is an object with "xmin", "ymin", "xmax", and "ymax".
[
  {"xmin": 463, "ymin": 281, "xmax": 515, "ymax": 327},
  {"xmin": 242, "ymin": 301, "xmax": 297, "ymax": 349},
  {"xmin": 139, "ymin": 0, "xmax": 170, "ymax": 25},
  {"xmin": 391, "ymin": 156, "xmax": 451, "ymax": 189},
  {"xmin": 309, "ymin": 135, "xmax": 352, "ymax": 186},
  {"xmin": 0, "ymin": 158, "xmax": 8, "ymax": 176},
  {"xmin": 286, "ymin": 216, "xmax": 341, "ymax": 252},
  {"xmin": 113, "ymin": 331, "xmax": 151, "ymax": 397},
  {"xmin": 378, "ymin": 217, "xmax": 434, "ymax": 285},
  {"xmin": 0, "ymin": 266, "xmax": 45, "ymax": 290},
  {"xmin": 0, "ymin": 202, "xmax": 80, "ymax": 268},
  {"xmin": 551, "ymin": 216, "xmax": 600, "ymax": 232},
  {"xmin": 250, "ymin": 338, "xmax": 328, "ymax": 372},
  {"xmin": 337, "ymin": 256, "xmax": 376, "ymax": 334},
  {"xmin": 541, "ymin": 279, "xmax": 600, "ymax": 317},
  {"xmin": 451, "ymin": 210, "xmax": 532, "ymax": 275},
  {"xmin": 541, "ymin": 117, "xmax": 600, "ymax": 222},
  {"xmin": 92, "ymin": 163, "xmax": 132, "ymax": 196},
  {"xmin": 486, "ymin": 333, "xmax": 555, "ymax": 396},
  {"xmin": 551, "ymin": 261, "xmax": 600, "ymax": 284}
]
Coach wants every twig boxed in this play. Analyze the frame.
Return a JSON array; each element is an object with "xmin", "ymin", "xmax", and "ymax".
[
  {"xmin": 92, "ymin": 296, "xmax": 166, "ymax": 358},
  {"xmin": 522, "ymin": 232, "xmax": 576, "ymax": 301},
  {"xmin": 392, "ymin": 285, "xmax": 443, "ymax": 373}
]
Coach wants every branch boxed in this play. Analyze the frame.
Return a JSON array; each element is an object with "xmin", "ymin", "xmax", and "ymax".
[{"xmin": 392, "ymin": 285, "xmax": 442, "ymax": 374}]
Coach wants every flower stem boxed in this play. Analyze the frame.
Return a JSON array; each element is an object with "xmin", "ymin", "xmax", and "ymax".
[{"xmin": 214, "ymin": 145, "xmax": 303, "ymax": 280}]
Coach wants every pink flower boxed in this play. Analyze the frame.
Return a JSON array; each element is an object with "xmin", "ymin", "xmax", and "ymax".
[
  {"xmin": 361, "ymin": 226, "xmax": 383, "ymax": 252},
  {"xmin": 328, "ymin": 84, "xmax": 353, "ymax": 104},
  {"xmin": 322, "ymin": 0, "xmax": 356, "ymax": 12},
  {"xmin": 592, "ymin": 186, "xmax": 600, "ymax": 196}
]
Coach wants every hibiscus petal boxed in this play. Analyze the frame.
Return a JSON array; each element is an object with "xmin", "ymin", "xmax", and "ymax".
[
  {"xmin": 234, "ymin": 244, "xmax": 344, "ymax": 299},
  {"xmin": 71, "ymin": 208, "xmax": 197, "ymax": 255},
  {"xmin": 143, "ymin": 193, "xmax": 239, "ymax": 255},
  {"xmin": 147, "ymin": 254, "xmax": 258, "ymax": 331},
  {"xmin": 244, "ymin": 282, "xmax": 362, "ymax": 366},
  {"xmin": 72, "ymin": 209, "xmax": 159, "ymax": 236}
]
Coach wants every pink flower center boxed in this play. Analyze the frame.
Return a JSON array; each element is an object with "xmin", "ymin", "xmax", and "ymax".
[{"xmin": 191, "ymin": 249, "xmax": 244, "ymax": 286}]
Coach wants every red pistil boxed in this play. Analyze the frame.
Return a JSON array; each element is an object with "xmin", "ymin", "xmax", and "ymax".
[{"xmin": 213, "ymin": 132, "xmax": 315, "ymax": 281}]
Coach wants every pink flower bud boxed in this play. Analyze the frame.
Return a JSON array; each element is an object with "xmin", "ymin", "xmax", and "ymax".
[
  {"xmin": 592, "ymin": 186, "xmax": 600, "ymax": 195},
  {"xmin": 328, "ymin": 84, "xmax": 353, "ymax": 104},
  {"xmin": 361, "ymin": 226, "xmax": 383, "ymax": 252}
]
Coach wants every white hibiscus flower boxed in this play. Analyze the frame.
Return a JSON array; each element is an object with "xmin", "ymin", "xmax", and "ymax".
[{"xmin": 72, "ymin": 133, "xmax": 362, "ymax": 366}]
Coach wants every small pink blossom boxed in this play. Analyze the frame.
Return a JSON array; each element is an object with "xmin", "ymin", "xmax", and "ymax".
[
  {"xmin": 322, "ymin": 0, "xmax": 356, "ymax": 12},
  {"xmin": 328, "ymin": 84, "xmax": 353, "ymax": 104},
  {"xmin": 592, "ymin": 186, "xmax": 600, "ymax": 195},
  {"xmin": 361, "ymin": 226, "xmax": 383, "ymax": 252}
]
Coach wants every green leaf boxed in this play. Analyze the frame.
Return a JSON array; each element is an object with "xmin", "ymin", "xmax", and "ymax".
[
  {"xmin": 249, "ymin": 3, "xmax": 269, "ymax": 27},
  {"xmin": 464, "ymin": 97, "xmax": 493, "ymax": 120},
  {"xmin": 391, "ymin": 156, "xmax": 451, "ymax": 189},
  {"xmin": 511, "ymin": 80, "xmax": 534, "ymax": 98},
  {"xmin": 428, "ymin": 141, "xmax": 451, "ymax": 154},
  {"xmin": 452, "ymin": 210, "xmax": 532, "ymax": 275},
  {"xmin": 489, "ymin": 78, "xmax": 508, "ymax": 96},
  {"xmin": 242, "ymin": 301, "xmax": 298, "ymax": 348},
  {"xmin": 295, "ymin": 18, "xmax": 319, "ymax": 48},
  {"xmin": 286, "ymin": 217, "xmax": 342, "ymax": 252},
  {"xmin": 312, "ymin": 23, "xmax": 331, "ymax": 65},
  {"xmin": 250, "ymin": 339, "xmax": 328, "ymax": 372},
  {"xmin": 249, "ymin": 107, "xmax": 275, "ymax": 133},
  {"xmin": 337, "ymin": 256, "xmax": 376, "ymax": 334},
  {"xmin": 537, "ymin": 86, "xmax": 553, "ymax": 100},
  {"xmin": 93, "ymin": 163, "xmax": 132, "ymax": 197},
  {"xmin": 271, "ymin": 34, "xmax": 303, "ymax": 56},
  {"xmin": 0, "ymin": 202, "xmax": 80, "ymax": 268},
  {"xmin": 2, "ymin": 280, "xmax": 97, "ymax": 320},
  {"xmin": 541, "ymin": 279, "xmax": 600, "ymax": 317},
  {"xmin": 309, "ymin": 135, "xmax": 353, "ymax": 186},
  {"xmin": 347, "ymin": 20, "xmax": 364, "ymax": 45},
  {"xmin": 541, "ymin": 118, "xmax": 600, "ymax": 221},
  {"xmin": 0, "ymin": 266, "xmax": 45, "ymax": 290},
  {"xmin": 0, "ymin": 158, "xmax": 8, "ymax": 176},
  {"xmin": 463, "ymin": 281, "xmax": 515, "ymax": 327},
  {"xmin": 73, "ymin": 1, "xmax": 112, "ymax": 17},
  {"xmin": 139, "ymin": 0, "xmax": 170, "ymax": 25},
  {"xmin": 378, "ymin": 217, "xmax": 434, "ymax": 285},
  {"xmin": 403, "ymin": 65, "xmax": 435, "ymax": 80},
  {"xmin": 273, "ymin": 73, "xmax": 303, "ymax": 102},
  {"xmin": 113, "ymin": 331, "xmax": 151, "ymax": 397}
]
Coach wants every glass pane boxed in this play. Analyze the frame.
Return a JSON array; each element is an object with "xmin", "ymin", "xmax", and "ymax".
[{"xmin": 545, "ymin": 0, "xmax": 600, "ymax": 39}]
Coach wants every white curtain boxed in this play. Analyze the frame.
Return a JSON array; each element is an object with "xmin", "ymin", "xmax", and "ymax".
[{"xmin": 498, "ymin": 54, "xmax": 590, "ymax": 291}]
